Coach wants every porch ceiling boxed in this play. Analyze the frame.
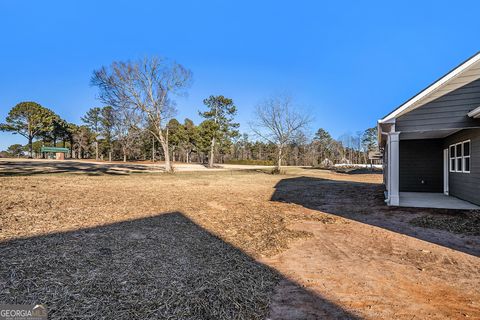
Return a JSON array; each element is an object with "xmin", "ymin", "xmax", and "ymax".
[{"xmin": 399, "ymin": 129, "xmax": 461, "ymax": 140}]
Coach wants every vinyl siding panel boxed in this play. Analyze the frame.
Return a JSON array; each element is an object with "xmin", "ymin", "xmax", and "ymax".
[
  {"xmin": 443, "ymin": 129, "xmax": 480, "ymax": 206},
  {"xmin": 399, "ymin": 139, "xmax": 443, "ymax": 192},
  {"xmin": 396, "ymin": 79, "xmax": 480, "ymax": 132}
]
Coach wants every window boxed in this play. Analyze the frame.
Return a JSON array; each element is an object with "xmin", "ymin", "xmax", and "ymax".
[
  {"xmin": 450, "ymin": 145, "xmax": 455, "ymax": 172},
  {"xmin": 464, "ymin": 141, "xmax": 471, "ymax": 173},
  {"xmin": 449, "ymin": 140, "xmax": 471, "ymax": 173}
]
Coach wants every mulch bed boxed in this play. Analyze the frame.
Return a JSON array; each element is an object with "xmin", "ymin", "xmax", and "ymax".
[{"xmin": 410, "ymin": 211, "xmax": 480, "ymax": 236}]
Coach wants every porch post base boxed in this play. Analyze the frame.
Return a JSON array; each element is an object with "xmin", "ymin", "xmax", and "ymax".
[{"xmin": 388, "ymin": 195, "xmax": 400, "ymax": 206}]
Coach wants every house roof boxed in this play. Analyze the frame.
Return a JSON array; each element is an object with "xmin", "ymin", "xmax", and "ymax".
[{"xmin": 379, "ymin": 51, "xmax": 480, "ymax": 123}]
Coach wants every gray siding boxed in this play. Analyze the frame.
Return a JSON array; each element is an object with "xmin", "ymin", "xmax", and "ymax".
[
  {"xmin": 396, "ymin": 79, "xmax": 480, "ymax": 132},
  {"xmin": 443, "ymin": 129, "xmax": 480, "ymax": 206},
  {"xmin": 399, "ymin": 139, "xmax": 443, "ymax": 192}
]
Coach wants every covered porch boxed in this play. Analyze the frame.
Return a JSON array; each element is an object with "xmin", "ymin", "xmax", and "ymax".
[
  {"xmin": 380, "ymin": 129, "xmax": 454, "ymax": 208},
  {"xmin": 381, "ymin": 127, "xmax": 479, "ymax": 209},
  {"xmin": 399, "ymin": 192, "xmax": 479, "ymax": 210},
  {"xmin": 378, "ymin": 52, "xmax": 480, "ymax": 209},
  {"xmin": 380, "ymin": 126, "xmax": 476, "ymax": 209}
]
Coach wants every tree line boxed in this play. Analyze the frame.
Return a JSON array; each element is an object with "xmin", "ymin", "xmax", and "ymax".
[{"xmin": 0, "ymin": 56, "xmax": 378, "ymax": 171}]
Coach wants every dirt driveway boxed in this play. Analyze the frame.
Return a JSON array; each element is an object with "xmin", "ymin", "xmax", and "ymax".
[
  {"xmin": 0, "ymin": 163, "xmax": 479, "ymax": 319},
  {"xmin": 0, "ymin": 158, "xmax": 274, "ymax": 175}
]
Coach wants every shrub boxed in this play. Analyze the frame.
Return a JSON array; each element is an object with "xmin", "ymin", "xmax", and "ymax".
[{"xmin": 270, "ymin": 167, "xmax": 286, "ymax": 175}]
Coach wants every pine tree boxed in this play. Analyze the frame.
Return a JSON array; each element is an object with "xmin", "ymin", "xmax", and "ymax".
[
  {"xmin": 0, "ymin": 102, "xmax": 57, "ymax": 157},
  {"xmin": 81, "ymin": 107, "xmax": 102, "ymax": 160},
  {"xmin": 199, "ymin": 95, "xmax": 239, "ymax": 167}
]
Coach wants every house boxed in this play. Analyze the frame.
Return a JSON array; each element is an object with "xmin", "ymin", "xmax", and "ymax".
[{"xmin": 378, "ymin": 52, "xmax": 480, "ymax": 209}]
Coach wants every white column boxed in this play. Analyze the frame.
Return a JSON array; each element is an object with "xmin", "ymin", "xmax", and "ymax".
[{"xmin": 387, "ymin": 132, "xmax": 400, "ymax": 206}]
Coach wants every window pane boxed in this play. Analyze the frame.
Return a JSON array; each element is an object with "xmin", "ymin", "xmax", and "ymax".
[
  {"xmin": 464, "ymin": 157, "xmax": 470, "ymax": 172},
  {"xmin": 464, "ymin": 141, "xmax": 470, "ymax": 156},
  {"xmin": 456, "ymin": 144, "xmax": 462, "ymax": 157},
  {"xmin": 457, "ymin": 158, "xmax": 463, "ymax": 171},
  {"xmin": 451, "ymin": 158, "xmax": 456, "ymax": 171},
  {"xmin": 450, "ymin": 145, "xmax": 455, "ymax": 157}
]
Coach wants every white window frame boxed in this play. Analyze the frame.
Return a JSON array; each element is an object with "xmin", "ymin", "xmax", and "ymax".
[
  {"xmin": 463, "ymin": 140, "xmax": 471, "ymax": 173},
  {"xmin": 449, "ymin": 140, "xmax": 471, "ymax": 174},
  {"xmin": 449, "ymin": 144, "xmax": 456, "ymax": 173}
]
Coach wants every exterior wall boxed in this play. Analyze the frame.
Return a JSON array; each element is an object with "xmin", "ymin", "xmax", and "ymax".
[
  {"xmin": 399, "ymin": 139, "xmax": 443, "ymax": 192},
  {"xmin": 396, "ymin": 79, "xmax": 480, "ymax": 132},
  {"xmin": 443, "ymin": 128, "xmax": 480, "ymax": 206}
]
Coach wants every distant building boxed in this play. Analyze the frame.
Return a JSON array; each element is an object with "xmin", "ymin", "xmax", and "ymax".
[{"xmin": 40, "ymin": 146, "xmax": 70, "ymax": 160}]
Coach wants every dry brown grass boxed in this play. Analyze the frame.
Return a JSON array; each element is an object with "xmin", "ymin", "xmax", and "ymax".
[
  {"xmin": 1, "ymin": 168, "xmax": 358, "ymax": 319},
  {"xmin": 2, "ymin": 164, "xmax": 479, "ymax": 319},
  {"xmin": 0, "ymin": 170, "xmax": 321, "ymax": 256}
]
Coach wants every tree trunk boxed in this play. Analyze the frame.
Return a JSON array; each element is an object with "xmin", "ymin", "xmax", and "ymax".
[
  {"xmin": 186, "ymin": 150, "xmax": 189, "ymax": 163},
  {"xmin": 277, "ymin": 146, "xmax": 283, "ymax": 171},
  {"xmin": 109, "ymin": 150, "xmax": 112, "ymax": 162},
  {"xmin": 28, "ymin": 136, "xmax": 33, "ymax": 158},
  {"xmin": 152, "ymin": 137, "xmax": 155, "ymax": 162},
  {"xmin": 160, "ymin": 128, "xmax": 173, "ymax": 173},
  {"xmin": 162, "ymin": 141, "xmax": 173, "ymax": 172},
  {"xmin": 209, "ymin": 137, "xmax": 215, "ymax": 168},
  {"xmin": 95, "ymin": 141, "xmax": 99, "ymax": 161},
  {"xmin": 123, "ymin": 153, "xmax": 127, "ymax": 162}
]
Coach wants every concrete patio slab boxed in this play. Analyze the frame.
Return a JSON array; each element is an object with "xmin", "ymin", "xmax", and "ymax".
[{"xmin": 399, "ymin": 192, "xmax": 480, "ymax": 210}]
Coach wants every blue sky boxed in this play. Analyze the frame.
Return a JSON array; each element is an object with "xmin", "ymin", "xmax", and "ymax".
[{"xmin": 0, "ymin": 0, "xmax": 479, "ymax": 150}]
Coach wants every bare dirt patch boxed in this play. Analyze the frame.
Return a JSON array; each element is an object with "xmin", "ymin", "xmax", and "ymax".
[{"xmin": 1, "ymin": 164, "xmax": 479, "ymax": 319}]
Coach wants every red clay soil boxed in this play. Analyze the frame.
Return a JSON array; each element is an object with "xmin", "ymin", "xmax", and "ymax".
[
  {"xmin": 263, "ymin": 171, "xmax": 480, "ymax": 319},
  {"xmin": 264, "ymin": 220, "xmax": 479, "ymax": 319}
]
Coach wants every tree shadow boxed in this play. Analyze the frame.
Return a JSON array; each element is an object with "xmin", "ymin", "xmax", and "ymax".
[
  {"xmin": 0, "ymin": 212, "xmax": 360, "ymax": 319},
  {"xmin": 0, "ymin": 160, "xmax": 164, "ymax": 176},
  {"xmin": 271, "ymin": 176, "xmax": 480, "ymax": 257}
]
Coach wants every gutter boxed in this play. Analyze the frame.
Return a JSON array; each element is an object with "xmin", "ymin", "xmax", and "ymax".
[{"xmin": 467, "ymin": 106, "xmax": 480, "ymax": 119}]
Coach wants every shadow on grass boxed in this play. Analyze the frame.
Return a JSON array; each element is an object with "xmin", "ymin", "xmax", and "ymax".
[
  {"xmin": 0, "ymin": 212, "xmax": 359, "ymax": 319},
  {"xmin": 271, "ymin": 176, "xmax": 479, "ymax": 257},
  {"xmin": 0, "ymin": 160, "xmax": 164, "ymax": 176}
]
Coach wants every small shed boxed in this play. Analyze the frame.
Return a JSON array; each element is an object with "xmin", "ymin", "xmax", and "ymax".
[{"xmin": 40, "ymin": 147, "xmax": 70, "ymax": 160}]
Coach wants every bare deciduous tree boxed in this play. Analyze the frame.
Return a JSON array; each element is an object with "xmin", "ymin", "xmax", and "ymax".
[
  {"xmin": 114, "ymin": 107, "xmax": 142, "ymax": 162},
  {"xmin": 91, "ymin": 57, "xmax": 192, "ymax": 172},
  {"xmin": 251, "ymin": 95, "xmax": 310, "ymax": 171},
  {"xmin": 72, "ymin": 125, "xmax": 92, "ymax": 159}
]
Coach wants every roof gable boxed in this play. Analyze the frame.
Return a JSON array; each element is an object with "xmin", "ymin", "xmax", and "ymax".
[{"xmin": 380, "ymin": 52, "xmax": 480, "ymax": 123}]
